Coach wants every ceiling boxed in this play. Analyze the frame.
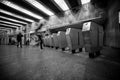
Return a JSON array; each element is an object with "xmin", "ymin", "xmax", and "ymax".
[{"xmin": 0, "ymin": 0, "xmax": 109, "ymax": 33}]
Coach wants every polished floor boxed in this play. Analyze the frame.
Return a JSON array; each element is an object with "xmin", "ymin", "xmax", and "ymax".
[{"xmin": 0, "ymin": 45, "xmax": 120, "ymax": 80}]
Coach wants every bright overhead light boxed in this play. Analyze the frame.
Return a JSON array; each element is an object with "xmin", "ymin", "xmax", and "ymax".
[
  {"xmin": 0, "ymin": 23, "xmax": 17, "ymax": 28},
  {"xmin": 0, "ymin": 29, "xmax": 8, "ymax": 31},
  {"xmin": 0, "ymin": 27, "xmax": 11, "ymax": 29},
  {"xmin": 81, "ymin": 0, "xmax": 91, "ymax": 4},
  {"xmin": 25, "ymin": 0, "xmax": 54, "ymax": 16},
  {"xmin": 0, "ymin": 9, "xmax": 35, "ymax": 22},
  {"xmin": 0, "ymin": 28, "xmax": 10, "ymax": 30},
  {"xmin": 53, "ymin": 0, "xmax": 69, "ymax": 11},
  {"xmin": 0, "ymin": 20, "xmax": 22, "ymax": 27},
  {"xmin": 0, "ymin": 16, "xmax": 27, "ymax": 24},
  {"xmin": 2, "ymin": 0, "xmax": 43, "ymax": 19}
]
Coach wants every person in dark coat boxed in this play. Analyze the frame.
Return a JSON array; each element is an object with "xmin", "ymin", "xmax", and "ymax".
[
  {"xmin": 17, "ymin": 32, "xmax": 23, "ymax": 48},
  {"xmin": 38, "ymin": 34, "xmax": 43, "ymax": 49},
  {"xmin": 9, "ymin": 37, "xmax": 12, "ymax": 45}
]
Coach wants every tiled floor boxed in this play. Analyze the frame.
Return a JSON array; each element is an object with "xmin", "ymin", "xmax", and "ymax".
[{"xmin": 0, "ymin": 45, "xmax": 120, "ymax": 80}]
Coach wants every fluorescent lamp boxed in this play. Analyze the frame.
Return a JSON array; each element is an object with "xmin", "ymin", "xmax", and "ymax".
[
  {"xmin": 81, "ymin": 0, "xmax": 91, "ymax": 4},
  {"xmin": 29, "ymin": 30, "xmax": 35, "ymax": 33},
  {"xmin": 0, "ymin": 20, "xmax": 22, "ymax": 27},
  {"xmin": 0, "ymin": 29, "xmax": 8, "ymax": 31},
  {"xmin": 0, "ymin": 27, "xmax": 7, "ymax": 29},
  {"xmin": 2, "ymin": 0, "xmax": 43, "ymax": 19},
  {"xmin": 0, "ymin": 27, "xmax": 11, "ymax": 30},
  {"xmin": 0, "ymin": 9, "xmax": 34, "ymax": 22},
  {"xmin": 25, "ymin": 0, "xmax": 54, "ymax": 16},
  {"xmin": 0, "ymin": 23, "xmax": 17, "ymax": 28},
  {"xmin": 0, "ymin": 28, "xmax": 10, "ymax": 30},
  {"xmin": 0, "ymin": 16, "xmax": 27, "ymax": 24},
  {"xmin": 54, "ymin": 0, "xmax": 69, "ymax": 11}
]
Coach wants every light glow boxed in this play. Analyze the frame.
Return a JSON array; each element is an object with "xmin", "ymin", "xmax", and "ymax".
[
  {"xmin": 25, "ymin": 0, "xmax": 54, "ymax": 16},
  {"xmin": 81, "ymin": 0, "xmax": 91, "ymax": 4},
  {"xmin": 54, "ymin": 0, "xmax": 69, "ymax": 11},
  {"xmin": 118, "ymin": 11, "xmax": 120, "ymax": 24},
  {"xmin": 0, "ymin": 29, "xmax": 8, "ymax": 31},
  {"xmin": 82, "ymin": 22, "xmax": 91, "ymax": 31},
  {"xmin": 29, "ymin": 30, "xmax": 35, "ymax": 33},
  {"xmin": 0, "ymin": 27, "xmax": 11, "ymax": 30},
  {"xmin": 0, "ymin": 16, "xmax": 27, "ymax": 24},
  {"xmin": 0, "ymin": 20, "xmax": 22, "ymax": 27},
  {"xmin": 0, "ymin": 23, "xmax": 17, "ymax": 28},
  {"xmin": 2, "ymin": 0, "xmax": 43, "ymax": 19},
  {"xmin": 0, "ymin": 9, "xmax": 34, "ymax": 22}
]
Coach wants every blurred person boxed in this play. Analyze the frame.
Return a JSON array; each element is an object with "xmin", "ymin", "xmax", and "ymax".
[
  {"xmin": 38, "ymin": 34, "xmax": 43, "ymax": 49},
  {"xmin": 8, "ymin": 37, "xmax": 12, "ymax": 45},
  {"xmin": 17, "ymin": 32, "xmax": 23, "ymax": 48}
]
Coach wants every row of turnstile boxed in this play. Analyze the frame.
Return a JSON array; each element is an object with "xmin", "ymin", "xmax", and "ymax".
[
  {"xmin": 0, "ymin": 35, "xmax": 9, "ymax": 45},
  {"xmin": 43, "ymin": 22, "xmax": 104, "ymax": 58}
]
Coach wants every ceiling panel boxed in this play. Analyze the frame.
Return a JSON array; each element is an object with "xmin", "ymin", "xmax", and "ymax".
[
  {"xmin": 8, "ymin": 0, "xmax": 49, "ymax": 19},
  {"xmin": 0, "ymin": 18, "xmax": 26, "ymax": 26},
  {"xmin": 0, "ymin": 12, "xmax": 31, "ymax": 24},
  {"xmin": 0, "ymin": 0, "xmax": 110, "ymax": 28},
  {"xmin": 0, "ymin": 3, "xmax": 40, "ymax": 21},
  {"xmin": 91, "ymin": 0, "xmax": 110, "ymax": 9},
  {"xmin": 0, "ymin": 21, "xmax": 21, "ymax": 27},
  {"xmin": 38, "ymin": 0, "xmax": 64, "ymax": 16},
  {"xmin": 66, "ymin": 0, "xmax": 81, "ymax": 13},
  {"xmin": 0, "ymin": 24, "xmax": 17, "ymax": 29}
]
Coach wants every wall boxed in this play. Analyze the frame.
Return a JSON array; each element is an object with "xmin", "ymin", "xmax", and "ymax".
[{"xmin": 105, "ymin": 0, "xmax": 120, "ymax": 48}]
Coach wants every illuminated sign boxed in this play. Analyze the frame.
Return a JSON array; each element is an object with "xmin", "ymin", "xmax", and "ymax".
[{"xmin": 82, "ymin": 22, "xmax": 91, "ymax": 31}]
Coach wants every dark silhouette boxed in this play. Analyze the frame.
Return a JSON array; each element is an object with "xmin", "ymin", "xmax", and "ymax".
[
  {"xmin": 8, "ymin": 37, "xmax": 12, "ymax": 45},
  {"xmin": 38, "ymin": 35, "xmax": 43, "ymax": 49},
  {"xmin": 17, "ymin": 32, "xmax": 23, "ymax": 48}
]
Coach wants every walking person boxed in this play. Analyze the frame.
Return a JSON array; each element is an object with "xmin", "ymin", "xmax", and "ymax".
[
  {"xmin": 8, "ymin": 37, "xmax": 12, "ymax": 45},
  {"xmin": 38, "ymin": 34, "xmax": 43, "ymax": 49},
  {"xmin": 16, "ymin": 32, "xmax": 23, "ymax": 48}
]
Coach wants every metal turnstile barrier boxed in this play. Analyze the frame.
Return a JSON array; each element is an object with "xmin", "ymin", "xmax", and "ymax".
[
  {"xmin": 49, "ymin": 35, "xmax": 54, "ymax": 48},
  {"xmin": 52, "ymin": 33, "xmax": 59, "ymax": 49},
  {"xmin": 57, "ymin": 31, "xmax": 67, "ymax": 51},
  {"xmin": 66, "ymin": 28, "xmax": 84, "ymax": 53},
  {"xmin": 82, "ymin": 21, "xmax": 104, "ymax": 58}
]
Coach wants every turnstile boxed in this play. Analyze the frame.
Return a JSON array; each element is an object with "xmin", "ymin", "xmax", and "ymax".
[
  {"xmin": 44, "ymin": 36, "xmax": 50, "ymax": 47},
  {"xmin": 66, "ymin": 28, "xmax": 84, "ymax": 53},
  {"xmin": 43, "ymin": 36, "xmax": 47, "ymax": 46},
  {"xmin": 52, "ymin": 33, "xmax": 59, "ymax": 49},
  {"xmin": 47, "ymin": 35, "xmax": 52, "ymax": 47},
  {"xmin": 82, "ymin": 21, "xmax": 104, "ymax": 58},
  {"xmin": 49, "ymin": 35, "xmax": 54, "ymax": 48},
  {"xmin": 57, "ymin": 31, "xmax": 67, "ymax": 51}
]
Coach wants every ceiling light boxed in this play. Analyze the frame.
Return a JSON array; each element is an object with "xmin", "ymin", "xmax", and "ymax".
[
  {"xmin": 0, "ymin": 9, "xmax": 35, "ymax": 22},
  {"xmin": 0, "ymin": 16, "xmax": 27, "ymax": 24},
  {"xmin": 0, "ymin": 29, "xmax": 8, "ymax": 31},
  {"xmin": 25, "ymin": 0, "xmax": 54, "ymax": 16},
  {"xmin": 0, "ymin": 27, "xmax": 11, "ymax": 29},
  {"xmin": 2, "ymin": 0, "xmax": 43, "ymax": 19},
  {"xmin": 0, "ymin": 28, "xmax": 10, "ymax": 30},
  {"xmin": 81, "ymin": 0, "xmax": 91, "ymax": 4},
  {"xmin": 0, "ymin": 23, "xmax": 17, "ymax": 28},
  {"xmin": 53, "ymin": 0, "xmax": 69, "ymax": 11},
  {"xmin": 0, "ymin": 20, "xmax": 22, "ymax": 27}
]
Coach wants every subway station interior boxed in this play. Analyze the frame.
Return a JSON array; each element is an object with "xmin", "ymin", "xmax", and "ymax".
[{"xmin": 0, "ymin": 0, "xmax": 120, "ymax": 80}]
